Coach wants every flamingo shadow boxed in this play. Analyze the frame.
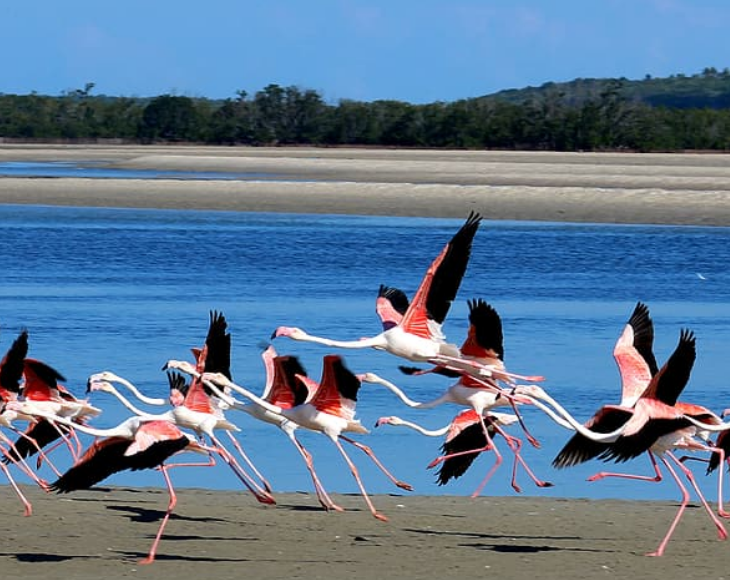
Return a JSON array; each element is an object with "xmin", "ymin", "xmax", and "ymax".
[
  {"xmin": 404, "ymin": 528, "xmax": 612, "ymax": 554},
  {"xmin": 13, "ymin": 553, "xmax": 93, "ymax": 563},
  {"xmin": 105, "ymin": 504, "xmax": 230, "ymax": 524}
]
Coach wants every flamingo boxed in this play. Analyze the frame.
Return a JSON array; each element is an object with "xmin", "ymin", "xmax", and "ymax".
[
  {"xmin": 215, "ymin": 345, "xmax": 345, "ymax": 512},
  {"xmin": 198, "ymin": 354, "xmax": 413, "ymax": 521},
  {"xmin": 48, "ymin": 416, "xmax": 215, "ymax": 564},
  {"xmin": 553, "ymin": 328, "xmax": 728, "ymax": 556},
  {"xmin": 554, "ymin": 302, "xmax": 730, "ymax": 518},
  {"xmin": 272, "ymin": 213, "xmax": 489, "ymax": 369},
  {"xmin": 375, "ymin": 410, "xmax": 547, "ymax": 494}
]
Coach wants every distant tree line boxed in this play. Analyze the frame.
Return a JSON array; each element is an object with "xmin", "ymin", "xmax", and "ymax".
[{"xmin": 1, "ymin": 77, "xmax": 730, "ymax": 152}]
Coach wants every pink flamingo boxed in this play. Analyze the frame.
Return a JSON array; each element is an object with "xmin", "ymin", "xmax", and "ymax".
[
  {"xmin": 272, "ymin": 213, "xmax": 494, "ymax": 371},
  {"xmin": 200, "ymin": 354, "xmax": 413, "ymax": 521},
  {"xmin": 554, "ymin": 328, "xmax": 727, "ymax": 556},
  {"xmin": 48, "ymin": 416, "xmax": 216, "ymax": 564},
  {"xmin": 376, "ymin": 409, "xmax": 547, "ymax": 494}
]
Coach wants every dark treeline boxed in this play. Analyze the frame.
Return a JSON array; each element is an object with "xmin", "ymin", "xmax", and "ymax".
[{"xmin": 2, "ymin": 76, "xmax": 730, "ymax": 151}]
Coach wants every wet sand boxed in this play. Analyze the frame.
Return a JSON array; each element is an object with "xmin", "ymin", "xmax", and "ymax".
[
  {"xmin": 1, "ymin": 485, "xmax": 728, "ymax": 579},
  {"xmin": 1, "ymin": 144, "xmax": 729, "ymax": 225}
]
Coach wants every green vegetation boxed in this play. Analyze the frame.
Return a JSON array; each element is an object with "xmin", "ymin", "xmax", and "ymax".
[{"xmin": 1, "ymin": 70, "xmax": 730, "ymax": 151}]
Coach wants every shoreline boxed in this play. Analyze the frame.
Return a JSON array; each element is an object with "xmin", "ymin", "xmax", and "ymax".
[
  {"xmin": 1, "ymin": 145, "xmax": 729, "ymax": 225},
  {"xmin": 3, "ymin": 486, "xmax": 729, "ymax": 579}
]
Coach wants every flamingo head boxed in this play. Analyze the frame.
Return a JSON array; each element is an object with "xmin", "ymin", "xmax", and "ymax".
[
  {"xmin": 375, "ymin": 415, "xmax": 402, "ymax": 428},
  {"xmin": 87, "ymin": 371, "xmax": 122, "ymax": 387},
  {"xmin": 271, "ymin": 326, "xmax": 305, "ymax": 340},
  {"xmin": 722, "ymin": 408, "xmax": 730, "ymax": 418},
  {"xmin": 359, "ymin": 372, "xmax": 381, "ymax": 384},
  {"xmin": 86, "ymin": 380, "xmax": 118, "ymax": 397},
  {"xmin": 163, "ymin": 359, "xmax": 200, "ymax": 377}
]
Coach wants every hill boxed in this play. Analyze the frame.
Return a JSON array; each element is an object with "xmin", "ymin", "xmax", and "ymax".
[{"xmin": 479, "ymin": 68, "xmax": 730, "ymax": 109}]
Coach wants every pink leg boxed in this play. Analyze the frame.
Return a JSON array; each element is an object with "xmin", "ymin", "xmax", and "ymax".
[
  {"xmin": 5, "ymin": 428, "xmax": 64, "ymax": 478},
  {"xmin": 588, "ymin": 452, "xmax": 663, "ymax": 483},
  {"xmin": 340, "ymin": 435, "xmax": 413, "ymax": 491},
  {"xmin": 139, "ymin": 466, "xmax": 177, "ymax": 565},
  {"xmin": 667, "ymin": 451, "xmax": 727, "ymax": 540},
  {"xmin": 224, "ymin": 431, "xmax": 273, "ymax": 494},
  {"xmin": 493, "ymin": 426, "xmax": 553, "ymax": 491},
  {"xmin": 647, "ymin": 454, "xmax": 688, "ymax": 557},
  {"xmin": 331, "ymin": 437, "xmax": 387, "ymax": 522},
  {"xmin": 207, "ymin": 433, "xmax": 275, "ymax": 505},
  {"xmin": 0, "ymin": 453, "xmax": 33, "ymax": 516},
  {"xmin": 286, "ymin": 430, "xmax": 343, "ymax": 512}
]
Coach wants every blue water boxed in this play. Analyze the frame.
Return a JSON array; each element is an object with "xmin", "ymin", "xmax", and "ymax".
[
  {"xmin": 2, "ymin": 203, "xmax": 730, "ymax": 503},
  {"xmin": 0, "ymin": 160, "xmax": 287, "ymax": 181}
]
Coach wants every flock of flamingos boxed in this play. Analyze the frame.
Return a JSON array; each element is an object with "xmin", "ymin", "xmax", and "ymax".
[{"xmin": 2, "ymin": 211, "xmax": 730, "ymax": 563}]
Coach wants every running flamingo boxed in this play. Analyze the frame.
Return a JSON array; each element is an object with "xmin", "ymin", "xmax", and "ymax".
[
  {"xmin": 376, "ymin": 410, "xmax": 546, "ymax": 494},
  {"xmin": 48, "ymin": 416, "xmax": 214, "ymax": 564},
  {"xmin": 199, "ymin": 354, "xmax": 413, "ymax": 521},
  {"xmin": 554, "ymin": 328, "xmax": 728, "ymax": 556}
]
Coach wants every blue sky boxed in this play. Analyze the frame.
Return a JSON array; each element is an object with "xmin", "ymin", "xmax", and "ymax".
[{"xmin": 3, "ymin": 1, "xmax": 729, "ymax": 104}]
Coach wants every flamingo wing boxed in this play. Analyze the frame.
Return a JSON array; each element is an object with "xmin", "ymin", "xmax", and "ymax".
[
  {"xmin": 425, "ymin": 212, "xmax": 482, "ymax": 326},
  {"xmin": 436, "ymin": 411, "xmax": 498, "ymax": 485},
  {"xmin": 640, "ymin": 329, "xmax": 696, "ymax": 406},
  {"xmin": 50, "ymin": 437, "xmax": 134, "ymax": 492},
  {"xmin": 308, "ymin": 355, "xmax": 359, "ymax": 420},
  {"xmin": 21, "ymin": 358, "xmax": 66, "ymax": 401},
  {"xmin": 460, "ymin": 299, "xmax": 504, "ymax": 360},
  {"xmin": 376, "ymin": 285, "xmax": 409, "ymax": 331},
  {"xmin": 201, "ymin": 310, "xmax": 232, "ymax": 378},
  {"xmin": 597, "ymin": 417, "xmax": 694, "ymax": 463},
  {"xmin": 0, "ymin": 329, "xmax": 29, "ymax": 396},
  {"xmin": 614, "ymin": 302, "xmax": 657, "ymax": 404},
  {"xmin": 267, "ymin": 355, "xmax": 308, "ymax": 408},
  {"xmin": 552, "ymin": 405, "xmax": 634, "ymax": 468},
  {"xmin": 400, "ymin": 212, "xmax": 482, "ymax": 339}
]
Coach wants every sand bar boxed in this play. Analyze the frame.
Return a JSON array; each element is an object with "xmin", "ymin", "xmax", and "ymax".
[
  {"xmin": 1, "ymin": 144, "xmax": 729, "ymax": 225},
  {"xmin": 2, "ymin": 486, "xmax": 729, "ymax": 580}
]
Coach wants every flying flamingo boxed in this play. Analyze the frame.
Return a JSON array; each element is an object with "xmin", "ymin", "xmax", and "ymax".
[
  {"xmin": 553, "ymin": 328, "xmax": 728, "ymax": 556},
  {"xmin": 47, "ymin": 415, "xmax": 215, "ymax": 564},
  {"xmin": 198, "ymin": 354, "xmax": 413, "ymax": 521},
  {"xmin": 375, "ymin": 410, "xmax": 546, "ymax": 494},
  {"xmin": 272, "ymin": 213, "xmax": 497, "ymax": 372}
]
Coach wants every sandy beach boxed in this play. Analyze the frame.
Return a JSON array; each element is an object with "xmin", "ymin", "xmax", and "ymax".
[
  {"xmin": 1, "ymin": 485, "xmax": 729, "ymax": 580},
  {"xmin": 1, "ymin": 144, "xmax": 730, "ymax": 225}
]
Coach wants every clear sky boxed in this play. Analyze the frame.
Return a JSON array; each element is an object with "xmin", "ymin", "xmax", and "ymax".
[{"xmin": 3, "ymin": 1, "xmax": 729, "ymax": 104}]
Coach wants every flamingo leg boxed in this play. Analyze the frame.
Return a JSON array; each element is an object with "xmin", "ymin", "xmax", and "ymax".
[
  {"xmin": 679, "ymin": 448, "xmax": 730, "ymax": 518},
  {"xmin": 0, "ymin": 435, "xmax": 49, "ymax": 490},
  {"xmin": 3, "ymin": 428, "xmax": 63, "ymax": 478},
  {"xmin": 206, "ymin": 433, "xmax": 276, "ymax": 505},
  {"xmin": 493, "ymin": 425, "xmax": 553, "ymax": 490},
  {"xmin": 331, "ymin": 436, "xmax": 387, "ymax": 522},
  {"xmin": 340, "ymin": 435, "xmax": 413, "ymax": 491},
  {"xmin": 587, "ymin": 451, "xmax": 663, "ymax": 483},
  {"xmin": 224, "ymin": 431, "xmax": 273, "ymax": 494},
  {"xmin": 286, "ymin": 430, "xmax": 343, "ymax": 512},
  {"xmin": 0, "ymin": 449, "xmax": 33, "ymax": 516},
  {"xmin": 647, "ymin": 454, "xmax": 688, "ymax": 557},
  {"xmin": 666, "ymin": 451, "xmax": 727, "ymax": 540},
  {"xmin": 139, "ymin": 465, "xmax": 177, "ymax": 565}
]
